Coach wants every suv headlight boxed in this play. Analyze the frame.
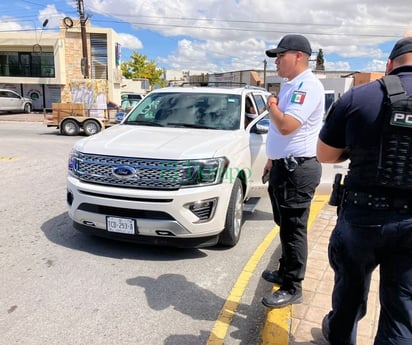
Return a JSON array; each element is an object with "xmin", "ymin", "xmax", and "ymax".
[
  {"xmin": 180, "ymin": 157, "xmax": 229, "ymax": 187},
  {"xmin": 68, "ymin": 150, "xmax": 80, "ymax": 177}
]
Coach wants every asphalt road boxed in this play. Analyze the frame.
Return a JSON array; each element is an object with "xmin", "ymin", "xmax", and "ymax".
[
  {"xmin": 0, "ymin": 120, "xmax": 282, "ymax": 345},
  {"xmin": 0, "ymin": 118, "xmax": 347, "ymax": 345}
]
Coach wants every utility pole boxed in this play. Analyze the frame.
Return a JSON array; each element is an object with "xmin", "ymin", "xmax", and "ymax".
[
  {"xmin": 77, "ymin": 0, "xmax": 89, "ymax": 78},
  {"xmin": 263, "ymin": 59, "xmax": 267, "ymax": 89}
]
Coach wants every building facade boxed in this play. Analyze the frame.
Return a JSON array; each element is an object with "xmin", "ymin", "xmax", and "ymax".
[{"xmin": 0, "ymin": 19, "xmax": 122, "ymax": 111}]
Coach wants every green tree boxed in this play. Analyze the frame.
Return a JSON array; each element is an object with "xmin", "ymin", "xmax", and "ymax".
[
  {"xmin": 316, "ymin": 48, "xmax": 325, "ymax": 71},
  {"xmin": 121, "ymin": 52, "xmax": 166, "ymax": 88}
]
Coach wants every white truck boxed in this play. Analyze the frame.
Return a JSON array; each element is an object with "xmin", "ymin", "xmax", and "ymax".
[{"xmin": 67, "ymin": 84, "xmax": 271, "ymax": 248}]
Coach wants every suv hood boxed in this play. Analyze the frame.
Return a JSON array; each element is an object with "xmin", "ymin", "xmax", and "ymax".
[{"xmin": 74, "ymin": 124, "xmax": 246, "ymax": 159}]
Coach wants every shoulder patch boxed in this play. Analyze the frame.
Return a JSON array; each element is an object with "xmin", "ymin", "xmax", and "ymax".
[{"xmin": 291, "ymin": 91, "xmax": 306, "ymax": 104}]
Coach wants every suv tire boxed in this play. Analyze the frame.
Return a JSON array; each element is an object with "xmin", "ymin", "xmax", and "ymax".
[{"xmin": 218, "ymin": 177, "xmax": 243, "ymax": 247}]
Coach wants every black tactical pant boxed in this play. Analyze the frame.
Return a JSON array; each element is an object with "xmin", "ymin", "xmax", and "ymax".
[
  {"xmin": 326, "ymin": 205, "xmax": 412, "ymax": 345},
  {"xmin": 268, "ymin": 157, "xmax": 321, "ymax": 294}
]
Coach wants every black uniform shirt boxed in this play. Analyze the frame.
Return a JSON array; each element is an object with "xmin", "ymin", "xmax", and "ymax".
[{"xmin": 319, "ymin": 65, "xmax": 412, "ymax": 191}]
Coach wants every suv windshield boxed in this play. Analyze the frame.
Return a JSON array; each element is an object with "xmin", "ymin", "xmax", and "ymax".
[{"xmin": 123, "ymin": 92, "xmax": 241, "ymax": 130}]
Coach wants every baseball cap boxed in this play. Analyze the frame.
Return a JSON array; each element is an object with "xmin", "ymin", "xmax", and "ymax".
[
  {"xmin": 389, "ymin": 37, "xmax": 412, "ymax": 60},
  {"xmin": 266, "ymin": 34, "xmax": 312, "ymax": 57}
]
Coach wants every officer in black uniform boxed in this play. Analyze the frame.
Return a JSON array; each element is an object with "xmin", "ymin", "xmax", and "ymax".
[{"xmin": 317, "ymin": 37, "xmax": 412, "ymax": 345}]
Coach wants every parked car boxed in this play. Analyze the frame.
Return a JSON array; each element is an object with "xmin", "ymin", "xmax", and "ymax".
[
  {"xmin": 0, "ymin": 89, "xmax": 32, "ymax": 113},
  {"xmin": 67, "ymin": 84, "xmax": 271, "ymax": 248}
]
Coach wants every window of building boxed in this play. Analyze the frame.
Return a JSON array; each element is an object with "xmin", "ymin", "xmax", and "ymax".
[
  {"xmin": 0, "ymin": 51, "xmax": 55, "ymax": 77},
  {"xmin": 90, "ymin": 33, "xmax": 108, "ymax": 79}
]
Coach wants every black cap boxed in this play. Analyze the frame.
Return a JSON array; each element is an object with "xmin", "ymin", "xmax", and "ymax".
[
  {"xmin": 266, "ymin": 34, "xmax": 312, "ymax": 57},
  {"xmin": 389, "ymin": 37, "xmax": 412, "ymax": 60}
]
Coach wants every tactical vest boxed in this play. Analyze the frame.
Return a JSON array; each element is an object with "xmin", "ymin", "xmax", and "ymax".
[{"xmin": 348, "ymin": 75, "xmax": 412, "ymax": 192}]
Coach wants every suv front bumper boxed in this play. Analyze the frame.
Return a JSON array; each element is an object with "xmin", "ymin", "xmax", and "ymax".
[{"xmin": 67, "ymin": 176, "xmax": 234, "ymax": 245}]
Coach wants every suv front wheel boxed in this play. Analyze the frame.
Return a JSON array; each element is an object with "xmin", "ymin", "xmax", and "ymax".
[{"xmin": 218, "ymin": 177, "xmax": 243, "ymax": 247}]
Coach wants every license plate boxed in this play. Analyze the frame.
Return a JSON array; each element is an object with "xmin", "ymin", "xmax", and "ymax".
[{"xmin": 106, "ymin": 217, "xmax": 136, "ymax": 234}]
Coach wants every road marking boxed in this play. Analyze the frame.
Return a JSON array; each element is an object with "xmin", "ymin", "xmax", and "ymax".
[
  {"xmin": 0, "ymin": 157, "xmax": 17, "ymax": 161},
  {"xmin": 206, "ymin": 194, "xmax": 329, "ymax": 345}
]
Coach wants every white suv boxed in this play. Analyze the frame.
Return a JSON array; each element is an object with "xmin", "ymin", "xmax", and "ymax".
[{"xmin": 67, "ymin": 84, "xmax": 271, "ymax": 247}]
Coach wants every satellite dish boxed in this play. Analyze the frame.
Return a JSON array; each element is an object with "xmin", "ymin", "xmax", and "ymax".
[{"xmin": 63, "ymin": 17, "xmax": 73, "ymax": 28}]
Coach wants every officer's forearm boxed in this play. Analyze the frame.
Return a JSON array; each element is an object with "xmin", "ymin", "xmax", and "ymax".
[{"xmin": 269, "ymin": 106, "xmax": 300, "ymax": 135}]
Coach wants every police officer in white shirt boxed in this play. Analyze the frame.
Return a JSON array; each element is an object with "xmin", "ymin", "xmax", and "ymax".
[{"xmin": 261, "ymin": 34, "xmax": 324, "ymax": 308}]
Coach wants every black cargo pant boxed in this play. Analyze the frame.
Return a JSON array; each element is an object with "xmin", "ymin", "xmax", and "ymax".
[
  {"xmin": 325, "ymin": 205, "xmax": 412, "ymax": 345},
  {"xmin": 268, "ymin": 157, "xmax": 321, "ymax": 294}
]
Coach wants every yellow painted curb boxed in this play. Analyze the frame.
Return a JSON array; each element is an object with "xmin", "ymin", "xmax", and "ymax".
[
  {"xmin": 207, "ymin": 194, "xmax": 329, "ymax": 345},
  {"xmin": 207, "ymin": 222, "xmax": 279, "ymax": 344},
  {"xmin": 261, "ymin": 194, "xmax": 328, "ymax": 345}
]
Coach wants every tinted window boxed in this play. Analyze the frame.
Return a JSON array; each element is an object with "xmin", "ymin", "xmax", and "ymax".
[
  {"xmin": 125, "ymin": 92, "xmax": 241, "ymax": 130},
  {"xmin": 8, "ymin": 91, "xmax": 18, "ymax": 98},
  {"xmin": 253, "ymin": 94, "xmax": 267, "ymax": 114}
]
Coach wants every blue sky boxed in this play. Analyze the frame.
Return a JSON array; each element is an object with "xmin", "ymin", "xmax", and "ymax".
[{"xmin": 1, "ymin": 0, "xmax": 411, "ymax": 74}]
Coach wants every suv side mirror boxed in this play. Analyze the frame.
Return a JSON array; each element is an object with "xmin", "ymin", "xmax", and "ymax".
[{"xmin": 251, "ymin": 118, "xmax": 269, "ymax": 134}]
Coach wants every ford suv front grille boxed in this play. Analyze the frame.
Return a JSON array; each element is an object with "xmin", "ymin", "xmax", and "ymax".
[{"xmin": 73, "ymin": 153, "xmax": 189, "ymax": 190}]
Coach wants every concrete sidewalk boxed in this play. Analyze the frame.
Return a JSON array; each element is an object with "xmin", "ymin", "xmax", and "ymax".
[
  {"xmin": 0, "ymin": 112, "xmax": 44, "ymax": 122},
  {"xmin": 286, "ymin": 203, "xmax": 380, "ymax": 345}
]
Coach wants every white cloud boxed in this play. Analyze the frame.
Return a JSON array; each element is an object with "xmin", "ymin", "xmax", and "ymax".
[
  {"xmin": 325, "ymin": 61, "xmax": 351, "ymax": 72},
  {"xmin": 38, "ymin": 4, "xmax": 65, "ymax": 29},
  {"xmin": 85, "ymin": 0, "xmax": 412, "ymax": 71},
  {"xmin": 366, "ymin": 59, "xmax": 387, "ymax": 72},
  {"xmin": 0, "ymin": 18, "xmax": 26, "ymax": 32},
  {"xmin": 157, "ymin": 38, "xmax": 268, "ymax": 72},
  {"xmin": 118, "ymin": 33, "xmax": 143, "ymax": 50},
  {"xmin": 3, "ymin": 0, "xmax": 412, "ymax": 72}
]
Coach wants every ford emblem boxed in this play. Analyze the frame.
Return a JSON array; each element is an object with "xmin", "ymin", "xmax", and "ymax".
[{"xmin": 112, "ymin": 166, "xmax": 136, "ymax": 179}]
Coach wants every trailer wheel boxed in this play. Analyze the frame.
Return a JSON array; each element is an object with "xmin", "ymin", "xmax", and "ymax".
[
  {"xmin": 61, "ymin": 119, "xmax": 80, "ymax": 136},
  {"xmin": 83, "ymin": 119, "xmax": 101, "ymax": 136}
]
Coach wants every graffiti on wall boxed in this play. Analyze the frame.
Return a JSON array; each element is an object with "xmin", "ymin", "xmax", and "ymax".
[{"xmin": 70, "ymin": 79, "xmax": 108, "ymax": 117}]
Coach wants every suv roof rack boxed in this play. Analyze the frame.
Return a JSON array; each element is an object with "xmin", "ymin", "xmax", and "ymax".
[
  {"xmin": 180, "ymin": 81, "xmax": 247, "ymax": 88},
  {"xmin": 244, "ymin": 85, "xmax": 269, "ymax": 91}
]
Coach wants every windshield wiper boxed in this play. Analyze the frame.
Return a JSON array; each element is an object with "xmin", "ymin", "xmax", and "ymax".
[
  {"xmin": 124, "ymin": 120, "xmax": 164, "ymax": 127},
  {"xmin": 167, "ymin": 122, "xmax": 212, "ymax": 129}
]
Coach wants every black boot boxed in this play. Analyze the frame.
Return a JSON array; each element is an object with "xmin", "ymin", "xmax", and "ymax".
[
  {"xmin": 261, "ymin": 289, "xmax": 302, "ymax": 308},
  {"xmin": 261, "ymin": 270, "xmax": 283, "ymax": 284}
]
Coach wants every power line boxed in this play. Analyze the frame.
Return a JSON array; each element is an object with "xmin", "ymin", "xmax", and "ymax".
[
  {"xmin": 4, "ymin": 3, "xmax": 410, "ymax": 33},
  {"xmin": 0, "ymin": 19, "xmax": 404, "ymax": 40},
  {"xmin": 89, "ymin": 18, "xmax": 404, "ymax": 39},
  {"xmin": 93, "ymin": 13, "xmax": 412, "ymax": 30},
  {"xmin": 1, "ymin": 2, "xmax": 408, "ymax": 40}
]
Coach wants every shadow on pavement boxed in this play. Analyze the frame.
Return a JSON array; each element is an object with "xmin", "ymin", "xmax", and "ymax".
[{"xmin": 41, "ymin": 212, "xmax": 208, "ymax": 261}]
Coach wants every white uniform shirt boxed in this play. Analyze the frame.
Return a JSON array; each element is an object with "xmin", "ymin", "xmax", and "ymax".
[{"xmin": 266, "ymin": 68, "xmax": 325, "ymax": 159}]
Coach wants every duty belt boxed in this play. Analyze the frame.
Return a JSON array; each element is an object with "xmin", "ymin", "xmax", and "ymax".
[
  {"xmin": 344, "ymin": 190, "xmax": 412, "ymax": 212},
  {"xmin": 272, "ymin": 156, "xmax": 316, "ymax": 163},
  {"xmin": 272, "ymin": 156, "xmax": 316, "ymax": 172}
]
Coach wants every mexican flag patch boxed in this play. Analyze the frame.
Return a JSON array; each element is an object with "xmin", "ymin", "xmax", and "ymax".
[{"xmin": 291, "ymin": 91, "xmax": 306, "ymax": 104}]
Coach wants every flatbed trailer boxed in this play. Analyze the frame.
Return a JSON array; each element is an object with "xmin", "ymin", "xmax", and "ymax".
[{"xmin": 43, "ymin": 103, "xmax": 118, "ymax": 136}]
